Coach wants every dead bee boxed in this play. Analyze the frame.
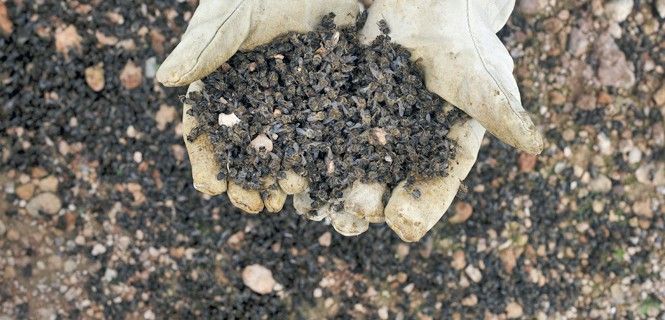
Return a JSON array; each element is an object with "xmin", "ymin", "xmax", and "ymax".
[
  {"xmin": 378, "ymin": 19, "xmax": 391, "ymax": 35},
  {"xmin": 410, "ymin": 188, "xmax": 421, "ymax": 199}
]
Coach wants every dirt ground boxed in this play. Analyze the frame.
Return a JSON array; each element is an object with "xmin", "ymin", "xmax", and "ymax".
[{"xmin": 1, "ymin": 0, "xmax": 664, "ymax": 319}]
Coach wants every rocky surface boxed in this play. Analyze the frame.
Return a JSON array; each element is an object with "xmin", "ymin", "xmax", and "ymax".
[{"xmin": 1, "ymin": 0, "xmax": 663, "ymax": 319}]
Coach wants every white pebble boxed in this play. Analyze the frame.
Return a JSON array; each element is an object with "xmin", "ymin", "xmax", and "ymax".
[
  {"xmin": 103, "ymin": 268, "xmax": 118, "ymax": 282},
  {"xmin": 250, "ymin": 134, "xmax": 273, "ymax": 152},
  {"xmin": 627, "ymin": 147, "xmax": 642, "ymax": 164},
  {"xmin": 604, "ymin": 0, "xmax": 633, "ymax": 22},
  {"xmin": 144, "ymin": 309, "xmax": 155, "ymax": 320},
  {"xmin": 218, "ymin": 112, "xmax": 241, "ymax": 127},
  {"xmin": 91, "ymin": 243, "xmax": 107, "ymax": 256},
  {"xmin": 465, "ymin": 264, "xmax": 483, "ymax": 283},
  {"xmin": 133, "ymin": 151, "xmax": 143, "ymax": 163}
]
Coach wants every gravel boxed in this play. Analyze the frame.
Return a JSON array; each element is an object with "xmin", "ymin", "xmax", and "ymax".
[{"xmin": 188, "ymin": 13, "xmax": 464, "ymax": 209}]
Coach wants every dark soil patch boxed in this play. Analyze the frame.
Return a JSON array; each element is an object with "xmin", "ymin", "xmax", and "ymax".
[{"xmin": 187, "ymin": 13, "xmax": 466, "ymax": 208}]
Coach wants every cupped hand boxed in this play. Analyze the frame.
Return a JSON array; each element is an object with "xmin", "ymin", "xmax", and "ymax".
[{"xmin": 160, "ymin": 0, "xmax": 544, "ymax": 242}]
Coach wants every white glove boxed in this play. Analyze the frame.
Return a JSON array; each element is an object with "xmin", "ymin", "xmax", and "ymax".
[{"xmin": 157, "ymin": 0, "xmax": 543, "ymax": 241}]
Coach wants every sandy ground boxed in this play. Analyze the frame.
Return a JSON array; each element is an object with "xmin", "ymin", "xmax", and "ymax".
[{"xmin": 1, "ymin": 0, "xmax": 664, "ymax": 319}]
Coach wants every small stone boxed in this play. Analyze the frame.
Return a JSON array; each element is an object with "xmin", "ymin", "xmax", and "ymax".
[
  {"xmin": 589, "ymin": 175, "xmax": 612, "ymax": 193},
  {"xmin": 318, "ymin": 232, "xmax": 332, "ymax": 247},
  {"xmin": 576, "ymin": 94, "xmax": 597, "ymax": 110},
  {"xmin": 0, "ymin": 2, "xmax": 13, "ymax": 37},
  {"xmin": 91, "ymin": 244, "xmax": 107, "ymax": 256},
  {"xmin": 120, "ymin": 60, "xmax": 143, "ymax": 90},
  {"xmin": 144, "ymin": 57, "xmax": 158, "ymax": 79},
  {"xmin": 7, "ymin": 229, "xmax": 19, "ymax": 241},
  {"xmin": 149, "ymin": 29, "xmax": 165, "ymax": 55},
  {"xmin": 55, "ymin": 25, "xmax": 82, "ymax": 58},
  {"xmin": 657, "ymin": 0, "xmax": 665, "ymax": 18},
  {"xmin": 568, "ymin": 27, "xmax": 591, "ymax": 57},
  {"xmin": 594, "ymin": 34, "xmax": 635, "ymax": 89},
  {"xmin": 396, "ymin": 272, "xmax": 408, "ymax": 283},
  {"xmin": 638, "ymin": 219, "xmax": 651, "ymax": 229},
  {"xmin": 518, "ymin": 0, "xmax": 548, "ymax": 15},
  {"xmin": 95, "ymin": 31, "xmax": 119, "ymax": 46},
  {"xmin": 64, "ymin": 259, "xmax": 77, "ymax": 273},
  {"xmin": 634, "ymin": 165, "xmax": 652, "ymax": 184},
  {"xmin": 38, "ymin": 176, "xmax": 59, "ymax": 192},
  {"xmin": 371, "ymin": 128, "xmax": 388, "ymax": 145},
  {"xmin": 106, "ymin": 11, "xmax": 124, "ymax": 24},
  {"xmin": 226, "ymin": 230, "xmax": 245, "ymax": 249},
  {"xmin": 133, "ymin": 151, "xmax": 143, "ymax": 163},
  {"xmin": 378, "ymin": 306, "xmax": 389, "ymax": 320},
  {"xmin": 518, "ymin": 153, "xmax": 537, "ymax": 172},
  {"xmin": 499, "ymin": 248, "xmax": 517, "ymax": 273},
  {"xmin": 461, "ymin": 294, "xmax": 478, "ymax": 306},
  {"xmin": 576, "ymin": 222, "xmax": 590, "ymax": 233},
  {"xmin": 597, "ymin": 91, "xmax": 613, "ymax": 105},
  {"xmin": 0, "ymin": 220, "xmax": 5, "ymax": 236},
  {"xmin": 604, "ymin": 0, "xmax": 633, "ymax": 22},
  {"xmin": 144, "ymin": 310, "xmax": 155, "ymax": 320},
  {"xmin": 396, "ymin": 243, "xmax": 410, "ymax": 259},
  {"xmin": 627, "ymin": 147, "xmax": 642, "ymax": 164},
  {"xmin": 548, "ymin": 91, "xmax": 566, "ymax": 105},
  {"xmin": 449, "ymin": 202, "xmax": 473, "ymax": 224},
  {"xmin": 250, "ymin": 134, "xmax": 273, "ymax": 153},
  {"xmin": 85, "ymin": 63, "xmax": 105, "ymax": 92},
  {"xmin": 102, "ymin": 268, "xmax": 117, "ymax": 282},
  {"xmin": 464, "ymin": 264, "xmax": 482, "ymax": 283},
  {"xmin": 155, "ymin": 105, "xmax": 176, "ymax": 131},
  {"xmin": 242, "ymin": 264, "xmax": 275, "ymax": 294},
  {"xmin": 26, "ymin": 192, "xmax": 62, "ymax": 216},
  {"xmin": 632, "ymin": 200, "xmax": 653, "ymax": 218},
  {"xmin": 451, "ymin": 250, "xmax": 466, "ymax": 270},
  {"xmin": 597, "ymin": 133, "xmax": 613, "ymax": 155},
  {"xmin": 15, "ymin": 183, "xmax": 35, "ymax": 200},
  {"xmin": 562, "ymin": 129, "xmax": 576, "ymax": 141},
  {"xmin": 313, "ymin": 288, "xmax": 323, "ymax": 298},
  {"xmin": 592, "ymin": 200, "xmax": 605, "ymax": 213},
  {"xmin": 653, "ymin": 84, "xmax": 665, "ymax": 107},
  {"xmin": 218, "ymin": 113, "xmax": 241, "ymax": 127},
  {"xmin": 506, "ymin": 302, "xmax": 524, "ymax": 319},
  {"xmin": 32, "ymin": 167, "xmax": 48, "ymax": 178},
  {"xmin": 324, "ymin": 297, "xmax": 335, "ymax": 309},
  {"xmin": 117, "ymin": 39, "xmax": 136, "ymax": 51},
  {"xmin": 542, "ymin": 17, "xmax": 563, "ymax": 33}
]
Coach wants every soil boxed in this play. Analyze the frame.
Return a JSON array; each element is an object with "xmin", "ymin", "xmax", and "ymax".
[{"xmin": 187, "ymin": 13, "xmax": 465, "ymax": 208}]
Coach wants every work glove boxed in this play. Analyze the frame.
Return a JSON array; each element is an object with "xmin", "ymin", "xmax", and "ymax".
[{"xmin": 157, "ymin": 0, "xmax": 544, "ymax": 242}]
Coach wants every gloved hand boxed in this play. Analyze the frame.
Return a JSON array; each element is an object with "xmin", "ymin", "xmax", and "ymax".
[{"xmin": 157, "ymin": 0, "xmax": 544, "ymax": 242}]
